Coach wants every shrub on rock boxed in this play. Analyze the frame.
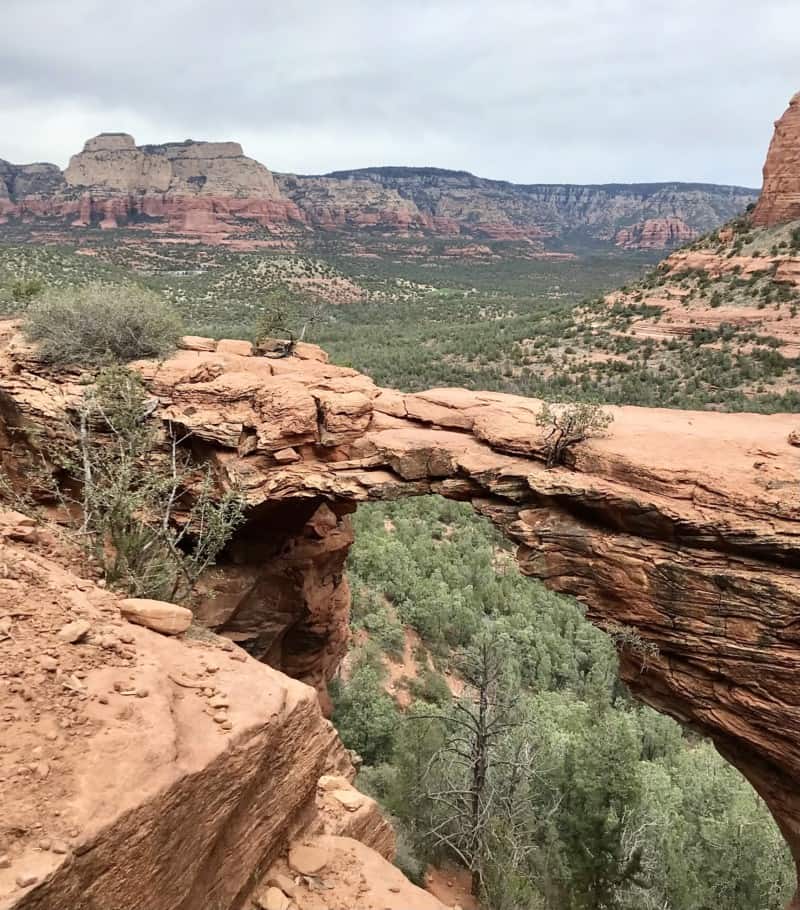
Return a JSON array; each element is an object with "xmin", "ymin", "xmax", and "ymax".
[{"xmin": 23, "ymin": 281, "xmax": 183, "ymax": 365}]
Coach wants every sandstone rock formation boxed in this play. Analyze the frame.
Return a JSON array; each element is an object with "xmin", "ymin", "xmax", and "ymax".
[
  {"xmin": 753, "ymin": 91, "xmax": 800, "ymax": 227},
  {"xmin": 0, "ymin": 133, "xmax": 302, "ymax": 241},
  {"xmin": 297, "ymin": 168, "xmax": 751, "ymax": 246},
  {"xmin": 0, "ymin": 507, "xmax": 357, "ymax": 910},
  {"xmin": 64, "ymin": 133, "xmax": 282, "ymax": 198},
  {"xmin": 0, "ymin": 134, "xmax": 756, "ymax": 248},
  {"xmin": 256, "ymin": 835, "xmax": 447, "ymax": 910},
  {"xmin": 613, "ymin": 216, "xmax": 697, "ymax": 249},
  {"xmin": 3, "ymin": 324, "xmax": 800, "ymax": 905}
]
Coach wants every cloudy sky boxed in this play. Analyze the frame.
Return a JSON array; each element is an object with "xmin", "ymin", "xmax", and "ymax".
[{"xmin": 1, "ymin": 0, "xmax": 797, "ymax": 187}]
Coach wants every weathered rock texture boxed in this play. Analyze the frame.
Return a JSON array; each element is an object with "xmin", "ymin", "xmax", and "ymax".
[
  {"xmin": 288, "ymin": 168, "xmax": 751, "ymax": 247},
  {"xmin": 0, "ymin": 133, "xmax": 301, "ymax": 240},
  {"xmin": 754, "ymin": 91, "xmax": 800, "ymax": 227},
  {"xmin": 0, "ymin": 507, "xmax": 357, "ymax": 910},
  {"xmin": 613, "ymin": 216, "xmax": 698, "ymax": 249},
  {"xmin": 0, "ymin": 134, "xmax": 755, "ymax": 248},
  {"xmin": 3, "ymin": 324, "xmax": 800, "ymax": 904}
]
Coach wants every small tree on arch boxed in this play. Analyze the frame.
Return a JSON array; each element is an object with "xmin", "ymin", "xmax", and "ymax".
[{"xmin": 536, "ymin": 402, "xmax": 613, "ymax": 468}]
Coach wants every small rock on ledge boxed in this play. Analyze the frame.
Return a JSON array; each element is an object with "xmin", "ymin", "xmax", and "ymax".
[{"xmin": 119, "ymin": 598, "xmax": 193, "ymax": 635}]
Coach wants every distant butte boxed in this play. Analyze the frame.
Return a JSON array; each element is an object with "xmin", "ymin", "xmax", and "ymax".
[{"xmin": 0, "ymin": 130, "xmax": 758, "ymax": 249}]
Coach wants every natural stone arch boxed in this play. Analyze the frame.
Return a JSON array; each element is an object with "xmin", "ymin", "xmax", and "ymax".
[{"xmin": 2, "ymin": 327, "xmax": 800, "ymax": 905}]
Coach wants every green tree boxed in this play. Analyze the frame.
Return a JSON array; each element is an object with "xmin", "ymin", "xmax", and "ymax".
[{"xmin": 331, "ymin": 646, "xmax": 400, "ymax": 764}]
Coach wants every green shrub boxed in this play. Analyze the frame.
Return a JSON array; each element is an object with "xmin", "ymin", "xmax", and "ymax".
[
  {"xmin": 23, "ymin": 282, "xmax": 183, "ymax": 365},
  {"xmin": 408, "ymin": 667, "xmax": 452, "ymax": 705},
  {"xmin": 11, "ymin": 276, "xmax": 45, "ymax": 304},
  {"xmin": 68, "ymin": 366, "xmax": 244, "ymax": 599}
]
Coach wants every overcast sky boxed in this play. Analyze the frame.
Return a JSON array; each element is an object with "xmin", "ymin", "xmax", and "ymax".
[{"xmin": 1, "ymin": 0, "xmax": 797, "ymax": 187}]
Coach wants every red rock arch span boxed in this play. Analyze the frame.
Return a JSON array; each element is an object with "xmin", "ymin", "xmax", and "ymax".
[{"xmin": 2, "ymin": 326, "xmax": 800, "ymax": 904}]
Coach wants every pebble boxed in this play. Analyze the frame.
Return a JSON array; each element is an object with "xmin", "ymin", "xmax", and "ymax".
[
  {"xmin": 0, "ymin": 854, "xmax": 10, "ymax": 869},
  {"xmin": 51, "ymin": 841, "xmax": 68, "ymax": 855},
  {"xmin": 267, "ymin": 873, "xmax": 296, "ymax": 897},
  {"xmin": 221, "ymin": 720, "xmax": 233, "ymax": 731},
  {"xmin": 15, "ymin": 872, "xmax": 38, "ymax": 888},
  {"xmin": 38, "ymin": 838, "xmax": 51, "ymax": 851},
  {"xmin": 98, "ymin": 695, "xmax": 109, "ymax": 705},
  {"xmin": 257, "ymin": 886, "xmax": 292, "ymax": 910},
  {"xmin": 135, "ymin": 688, "xmax": 149, "ymax": 699},
  {"xmin": 288, "ymin": 843, "xmax": 330, "ymax": 876},
  {"xmin": 208, "ymin": 696, "xmax": 229, "ymax": 709},
  {"xmin": 228, "ymin": 650, "xmax": 247, "ymax": 663},
  {"xmin": 212, "ymin": 712, "xmax": 227, "ymax": 724},
  {"xmin": 39, "ymin": 655, "xmax": 59, "ymax": 672},
  {"xmin": 57, "ymin": 620, "xmax": 91, "ymax": 644}
]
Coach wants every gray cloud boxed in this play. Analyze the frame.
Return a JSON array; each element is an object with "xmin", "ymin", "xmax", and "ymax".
[{"xmin": 0, "ymin": 0, "xmax": 797, "ymax": 186}]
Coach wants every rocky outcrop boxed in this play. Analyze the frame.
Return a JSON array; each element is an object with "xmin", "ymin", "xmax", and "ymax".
[
  {"xmin": 0, "ymin": 507, "xmax": 356, "ymax": 910},
  {"xmin": 254, "ymin": 834, "xmax": 446, "ymax": 910},
  {"xmin": 64, "ymin": 133, "xmax": 282, "ymax": 198},
  {"xmin": 3, "ymin": 325, "xmax": 800, "ymax": 905},
  {"xmin": 0, "ymin": 134, "xmax": 756, "ymax": 248},
  {"xmin": 614, "ymin": 216, "xmax": 698, "ymax": 249},
  {"xmin": 280, "ymin": 168, "xmax": 754, "ymax": 246},
  {"xmin": 1, "ymin": 133, "xmax": 302, "ymax": 240},
  {"xmin": 600, "ymin": 230, "xmax": 800, "ymax": 361},
  {"xmin": 753, "ymin": 91, "xmax": 800, "ymax": 227}
]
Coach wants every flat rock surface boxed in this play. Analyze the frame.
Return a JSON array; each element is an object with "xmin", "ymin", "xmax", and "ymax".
[{"xmin": 267, "ymin": 836, "xmax": 447, "ymax": 910}]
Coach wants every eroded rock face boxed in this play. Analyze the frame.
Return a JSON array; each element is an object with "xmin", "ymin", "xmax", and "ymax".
[
  {"xmin": 4, "ymin": 327, "xmax": 800, "ymax": 904},
  {"xmin": 64, "ymin": 133, "xmax": 282, "ymax": 198},
  {"xmin": 0, "ymin": 133, "xmax": 301, "ymax": 240},
  {"xmin": 614, "ymin": 216, "xmax": 698, "ymax": 249},
  {"xmin": 0, "ymin": 133, "xmax": 756, "ymax": 247},
  {"xmin": 285, "ymin": 168, "xmax": 755, "ymax": 247},
  {"xmin": 753, "ymin": 91, "xmax": 800, "ymax": 227},
  {"xmin": 0, "ymin": 509, "xmax": 353, "ymax": 910}
]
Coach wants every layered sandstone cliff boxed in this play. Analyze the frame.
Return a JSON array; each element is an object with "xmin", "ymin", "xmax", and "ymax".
[
  {"xmin": 753, "ymin": 91, "xmax": 800, "ymax": 227},
  {"xmin": 2, "ymin": 324, "xmax": 800, "ymax": 906},
  {"xmin": 300, "ymin": 167, "xmax": 753, "ymax": 245},
  {"xmin": 613, "ymin": 216, "xmax": 698, "ymax": 249},
  {"xmin": 0, "ymin": 134, "xmax": 756, "ymax": 248},
  {"xmin": 0, "ymin": 133, "xmax": 302, "ymax": 239}
]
